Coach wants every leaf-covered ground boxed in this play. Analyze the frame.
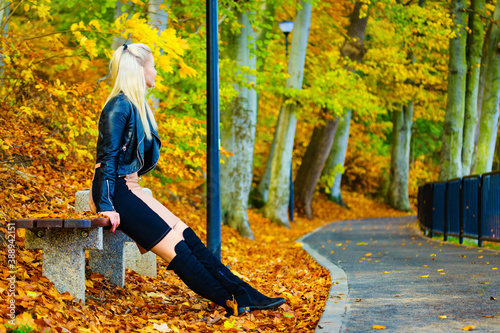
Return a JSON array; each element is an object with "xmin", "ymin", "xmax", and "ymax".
[{"xmin": 1, "ymin": 192, "xmax": 409, "ymax": 333}]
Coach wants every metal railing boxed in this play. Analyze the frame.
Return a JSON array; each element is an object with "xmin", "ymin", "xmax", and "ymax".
[{"xmin": 418, "ymin": 171, "xmax": 500, "ymax": 247}]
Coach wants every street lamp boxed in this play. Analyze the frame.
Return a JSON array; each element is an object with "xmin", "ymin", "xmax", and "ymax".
[
  {"xmin": 279, "ymin": 20, "xmax": 295, "ymax": 222},
  {"xmin": 207, "ymin": 0, "xmax": 221, "ymax": 260},
  {"xmin": 278, "ymin": 21, "xmax": 294, "ymax": 55}
]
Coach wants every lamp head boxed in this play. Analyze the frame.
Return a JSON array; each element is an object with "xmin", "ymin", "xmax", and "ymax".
[{"xmin": 279, "ymin": 20, "xmax": 294, "ymax": 34}]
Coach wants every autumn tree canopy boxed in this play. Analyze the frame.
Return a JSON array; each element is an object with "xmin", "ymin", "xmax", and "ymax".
[{"xmin": 0, "ymin": 0, "xmax": 498, "ymax": 236}]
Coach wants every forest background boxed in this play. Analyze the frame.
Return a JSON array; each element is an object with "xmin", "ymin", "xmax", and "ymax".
[{"xmin": 1, "ymin": 0, "xmax": 500, "ymax": 331}]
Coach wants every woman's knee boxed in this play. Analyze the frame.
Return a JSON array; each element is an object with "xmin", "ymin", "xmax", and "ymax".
[
  {"xmin": 172, "ymin": 220, "xmax": 189, "ymax": 236},
  {"xmin": 150, "ymin": 230, "xmax": 184, "ymax": 264}
]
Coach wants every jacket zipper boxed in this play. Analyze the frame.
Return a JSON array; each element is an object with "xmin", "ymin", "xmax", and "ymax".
[
  {"xmin": 139, "ymin": 132, "xmax": 162, "ymax": 175},
  {"xmin": 106, "ymin": 180, "xmax": 116, "ymax": 211},
  {"xmin": 137, "ymin": 136, "xmax": 145, "ymax": 169}
]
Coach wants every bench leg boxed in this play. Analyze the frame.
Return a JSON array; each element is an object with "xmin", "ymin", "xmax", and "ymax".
[
  {"xmin": 25, "ymin": 228, "xmax": 103, "ymax": 305},
  {"xmin": 124, "ymin": 242, "xmax": 157, "ymax": 278},
  {"xmin": 88, "ymin": 230, "xmax": 130, "ymax": 287},
  {"xmin": 76, "ymin": 189, "xmax": 157, "ymax": 282}
]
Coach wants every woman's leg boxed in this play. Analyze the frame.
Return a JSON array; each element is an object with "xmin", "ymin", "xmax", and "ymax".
[
  {"xmin": 150, "ymin": 232, "xmax": 236, "ymax": 312},
  {"xmin": 110, "ymin": 175, "xmax": 235, "ymax": 313},
  {"xmin": 172, "ymin": 222, "xmax": 286, "ymax": 312}
]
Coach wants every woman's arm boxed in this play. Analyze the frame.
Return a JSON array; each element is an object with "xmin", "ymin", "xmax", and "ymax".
[{"xmin": 95, "ymin": 97, "xmax": 131, "ymax": 213}]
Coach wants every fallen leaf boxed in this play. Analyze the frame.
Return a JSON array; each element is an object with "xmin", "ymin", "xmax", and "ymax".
[
  {"xmin": 152, "ymin": 323, "xmax": 172, "ymax": 332},
  {"xmin": 439, "ymin": 315, "xmax": 447, "ymax": 319},
  {"xmin": 392, "ymin": 295, "xmax": 401, "ymax": 297},
  {"xmin": 419, "ymin": 275, "xmax": 429, "ymax": 278},
  {"xmin": 373, "ymin": 325, "xmax": 386, "ymax": 329},
  {"xmin": 462, "ymin": 325, "xmax": 475, "ymax": 331},
  {"xmin": 15, "ymin": 312, "xmax": 38, "ymax": 331}
]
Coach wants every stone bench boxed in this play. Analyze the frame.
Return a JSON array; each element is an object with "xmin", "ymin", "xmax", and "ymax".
[
  {"xmin": 75, "ymin": 189, "xmax": 157, "ymax": 288},
  {"xmin": 11, "ymin": 188, "xmax": 157, "ymax": 304},
  {"xmin": 13, "ymin": 217, "xmax": 106, "ymax": 304}
]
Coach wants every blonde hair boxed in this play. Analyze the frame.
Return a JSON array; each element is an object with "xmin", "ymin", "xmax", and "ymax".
[{"xmin": 104, "ymin": 43, "xmax": 157, "ymax": 139}]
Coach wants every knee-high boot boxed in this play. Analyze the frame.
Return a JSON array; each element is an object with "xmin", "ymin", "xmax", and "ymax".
[
  {"xmin": 167, "ymin": 241, "xmax": 237, "ymax": 314},
  {"xmin": 182, "ymin": 228, "xmax": 286, "ymax": 313}
]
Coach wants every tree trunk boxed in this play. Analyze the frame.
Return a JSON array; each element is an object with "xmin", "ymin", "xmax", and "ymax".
[
  {"xmin": 474, "ymin": 0, "xmax": 500, "ymax": 174},
  {"xmin": 293, "ymin": 2, "xmax": 368, "ymax": 218},
  {"xmin": 493, "ymin": 131, "xmax": 500, "ymax": 171},
  {"xmin": 462, "ymin": 0, "xmax": 485, "ymax": 175},
  {"xmin": 388, "ymin": 0, "xmax": 426, "ymax": 211},
  {"xmin": 148, "ymin": 0, "xmax": 168, "ymax": 110},
  {"xmin": 317, "ymin": 2, "xmax": 369, "ymax": 208},
  {"xmin": 471, "ymin": 24, "xmax": 493, "ymax": 174},
  {"xmin": 250, "ymin": 111, "xmax": 280, "ymax": 208},
  {"xmin": 0, "ymin": 1, "xmax": 10, "ymax": 78},
  {"xmin": 322, "ymin": 110, "xmax": 351, "ymax": 206},
  {"xmin": 112, "ymin": 1, "xmax": 132, "ymax": 50},
  {"xmin": 148, "ymin": 1, "xmax": 168, "ymax": 31},
  {"xmin": 388, "ymin": 104, "xmax": 413, "ymax": 211},
  {"xmin": 220, "ymin": 11, "xmax": 257, "ymax": 239},
  {"xmin": 294, "ymin": 117, "xmax": 338, "ymax": 219},
  {"xmin": 263, "ymin": 0, "xmax": 312, "ymax": 227},
  {"xmin": 250, "ymin": 1, "xmax": 283, "ymax": 208},
  {"xmin": 439, "ymin": 0, "xmax": 468, "ymax": 181},
  {"xmin": 0, "ymin": 0, "xmax": 9, "ymax": 32}
]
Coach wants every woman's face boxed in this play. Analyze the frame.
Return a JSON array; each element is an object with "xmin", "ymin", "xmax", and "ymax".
[{"xmin": 144, "ymin": 53, "xmax": 156, "ymax": 89}]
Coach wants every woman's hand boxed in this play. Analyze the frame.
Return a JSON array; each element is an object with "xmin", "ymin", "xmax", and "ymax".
[{"xmin": 100, "ymin": 211, "xmax": 120, "ymax": 233}]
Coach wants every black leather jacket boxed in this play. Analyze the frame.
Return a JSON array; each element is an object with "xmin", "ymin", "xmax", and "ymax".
[{"xmin": 94, "ymin": 93, "xmax": 161, "ymax": 212}]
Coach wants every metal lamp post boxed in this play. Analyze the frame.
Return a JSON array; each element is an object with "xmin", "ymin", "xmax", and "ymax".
[
  {"xmin": 207, "ymin": 0, "xmax": 221, "ymax": 260},
  {"xmin": 278, "ymin": 20, "xmax": 295, "ymax": 222},
  {"xmin": 279, "ymin": 21, "xmax": 294, "ymax": 55}
]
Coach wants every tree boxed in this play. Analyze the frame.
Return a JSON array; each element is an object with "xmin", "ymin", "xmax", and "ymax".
[
  {"xmin": 0, "ymin": 0, "xmax": 10, "ymax": 77},
  {"xmin": 473, "ymin": 0, "xmax": 500, "ymax": 174},
  {"xmin": 294, "ymin": 1, "xmax": 369, "ymax": 218},
  {"xmin": 112, "ymin": 1, "xmax": 131, "ymax": 50},
  {"xmin": 219, "ymin": 0, "xmax": 279, "ymax": 238},
  {"xmin": 318, "ymin": 1, "xmax": 369, "ymax": 208},
  {"xmin": 462, "ymin": 0, "xmax": 485, "ymax": 175},
  {"xmin": 293, "ymin": 116, "xmax": 338, "ymax": 218},
  {"xmin": 263, "ymin": 0, "xmax": 312, "ymax": 227},
  {"xmin": 388, "ymin": 99, "xmax": 413, "ymax": 211},
  {"xmin": 220, "ymin": 10, "xmax": 258, "ymax": 239},
  {"xmin": 148, "ymin": 0, "xmax": 168, "ymax": 110},
  {"xmin": 388, "ymin": 0, "xmax": 426, "ymax": 212},
  {"xmin": 439, "ymin": 0, "xmax": 468, "ymax": 181},
  {"xmin": 321, "ymin": 111, "xmax": 350, "ymax": 206}
]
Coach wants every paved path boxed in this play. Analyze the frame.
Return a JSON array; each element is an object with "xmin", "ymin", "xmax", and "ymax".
[{"xmin": 301, "ymin": 217, "xmax": 500, "ymax": 332}]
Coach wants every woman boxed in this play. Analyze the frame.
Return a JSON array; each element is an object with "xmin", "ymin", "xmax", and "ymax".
[{"xmin": 89, "ymin": 43, "xmax": 285, "ymax": 316}]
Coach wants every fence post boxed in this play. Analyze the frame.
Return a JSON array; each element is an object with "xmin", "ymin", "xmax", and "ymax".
[{"xmin": 478, "ymin": 175, "xmax": 483, "ymax": 247}]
